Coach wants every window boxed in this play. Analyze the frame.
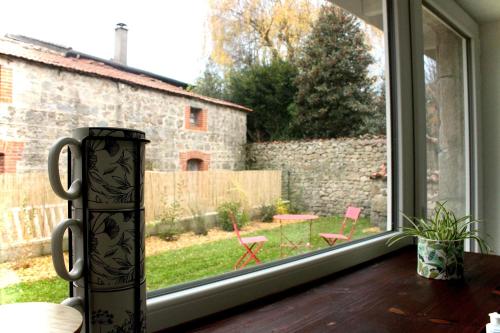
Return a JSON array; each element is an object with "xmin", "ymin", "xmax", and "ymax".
[
  {"xmin": 423, "ymin": 7, "xmax": 468, "ymax": 217},
  {"xmin": 150, "ymin": 0, "xmax": 439, "ymax": 327},
  {"xmin": 179, "ymin": 151, "xmax": 210, "ymax": 171},
  {"xmin": 187, "ymin": 158, "xmax": 202, "ymax": 171},
  {"xmin": 0, "ymin": 153, "xmax": 4, "ymax": 173},
  {"xmin": 0, "ymin": 140, "xmax": 24, "ymax": 173},
  {"xmin": 0, "ymin": 1, "xmax": 483, "ymax": 332},
  {"xmin": 0, "ymin": 65, "xmax": 13, "ymax": 103},
  {"xmin": 190, "ymin": 107, "xmax": 201, "ymax": 126},
  {"xmin": 185, "ymin": 106, "xmax": 207, "ymax": 131},
  {"xmin": 147, "ymin": 0, "xmax": 394, "ymax": 313}
]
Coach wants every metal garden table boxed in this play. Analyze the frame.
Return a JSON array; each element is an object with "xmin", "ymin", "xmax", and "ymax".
[{"xmin": 273, "ymin": 214, "xmax": 319, "ymax": 257}]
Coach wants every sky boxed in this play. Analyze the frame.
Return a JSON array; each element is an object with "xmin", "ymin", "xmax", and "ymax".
[{"xmin": 0, "ymin": 0, "xmax": 210, "ymax": 84}]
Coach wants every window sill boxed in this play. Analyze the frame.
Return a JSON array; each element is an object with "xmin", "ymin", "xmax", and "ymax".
[
  {"xmin": 146, "ymin": 232, "xmax": 411, "ymax": 331},
  {"xmin": 185, "ymin": 126, "xmax": 208, "ymax": 132}
]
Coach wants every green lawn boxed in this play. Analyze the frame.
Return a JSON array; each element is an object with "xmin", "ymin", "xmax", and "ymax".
[
  {"xmin": 0, "ymin": 217, "xmax": 378, "ymax": 304},
  {"xmin": 0, "ymin": 277, "xmax": 67, "ymax": 304}
]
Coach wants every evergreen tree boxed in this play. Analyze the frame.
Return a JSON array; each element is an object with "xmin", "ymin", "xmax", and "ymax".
[
  {"xmin": 293, "ymin": 4, "xmax": 375, "ymax": 138},
  {"xmin": 227, "ymin": 59, "xmax": 298, "ymax": 142},
  {"xmin": 360, "ymin": 77, "xmax": 386, "ymax": 135},
  {"xmin": 189, "ymin": 59, "xmax": 226, "ymax": 99}
]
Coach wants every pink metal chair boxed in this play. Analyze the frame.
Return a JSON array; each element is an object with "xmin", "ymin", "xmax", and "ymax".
[
  {"xmin": 230, "ymin": 213, "xmax": 268, "ymax": 270},
  {"xmin": 319, "ymin": 206, "xmax": 362, "ymax": 246}
]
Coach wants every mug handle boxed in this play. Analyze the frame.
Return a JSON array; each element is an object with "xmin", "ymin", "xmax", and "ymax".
[
  {"xmin": 61, "ymin": 296, "xmax": 84, "ymax": 314},
  {"xmin": 52, "ymin": 219, "xmax": 84, "ymax": 281},
  {"xmin": 48, "ymin": 137, "xmax": 82, "ymax": 200}
]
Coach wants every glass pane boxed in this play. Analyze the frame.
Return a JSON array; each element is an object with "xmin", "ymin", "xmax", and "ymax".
[
  {"xmin": 145, "ymin": 0, "xmax": 392, "ymax": 293},
  {"xmin": 423, "ymin": 8, "xmax": 467, "ymax": 216},
  {"xmin": 0, "ymin": 0, "xmax": 392, "ymax": 303}
]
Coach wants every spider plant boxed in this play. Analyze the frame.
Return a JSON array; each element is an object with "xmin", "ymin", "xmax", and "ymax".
[{"xmin": 387, "ymin": 202, "xmax": 489, "ymax": 253}]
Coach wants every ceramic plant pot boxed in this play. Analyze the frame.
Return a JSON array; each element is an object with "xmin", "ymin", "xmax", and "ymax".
[{"xmin": 417, "ymin": 237, "xmax": 464, "ymax": 280}]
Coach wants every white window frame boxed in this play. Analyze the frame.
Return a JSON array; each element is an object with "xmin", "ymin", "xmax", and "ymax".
[
  {"xmin": 145, "ymin": 0, "xmax": 480, "ymax": 330},
  {"xmin": 411, "ymin": 0, "xmax": 482, "ymax": 252}
]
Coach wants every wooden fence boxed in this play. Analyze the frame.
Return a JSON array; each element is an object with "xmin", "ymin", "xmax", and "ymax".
[
  {"xmin": 0, "ymin": 170, "xmax": 282, "ymax": 245},
  {"xmin": 145, "ymin": 170, "xmax": 282, "ymax": 221}
]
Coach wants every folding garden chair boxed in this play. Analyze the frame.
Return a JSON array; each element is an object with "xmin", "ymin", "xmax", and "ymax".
[
  {"xmin": 230, "ymin": 213, "xmax": 268, "ymax": 270},
  {"xmin": 319, "ymin": 206, "xmax": 361, "ymax": 246}
]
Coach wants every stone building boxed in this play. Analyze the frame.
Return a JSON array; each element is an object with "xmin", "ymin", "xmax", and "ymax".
[{"xmin": 0, "ymin": 29, "xmax": 250, "ymax": 173}]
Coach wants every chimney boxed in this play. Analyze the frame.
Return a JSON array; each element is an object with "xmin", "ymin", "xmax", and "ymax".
[{"xmin": 114, "ymin": 23, "xmax": 128, "ymax": 65}]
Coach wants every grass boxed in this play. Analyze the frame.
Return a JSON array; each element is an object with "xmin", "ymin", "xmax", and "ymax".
[
  {"xmin": 0, "ymin": 277, "xmax": 67, "ymax": 304},
  {"xmin": 0, "ymin": 217, "xmax": 377, "ymax": 304}
]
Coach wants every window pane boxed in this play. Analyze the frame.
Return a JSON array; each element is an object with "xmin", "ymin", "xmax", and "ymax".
[
  {"xmin": 423, "ymin": 8, "xmax": 467, "ymax": 216},
  {"xmin": 187, "ymin": 159, "xmax": 202, "ymax": 171},
  {"xmin": 145, "ymin": 0, "xmax": 392, "ymax": 294},
  {"xmin": 190, "ymin": 107, "xmax": 201, "ymax": 126},
  {"xmin": 0, "ymin": 0, "xmax": 393, "ymax": 304}
]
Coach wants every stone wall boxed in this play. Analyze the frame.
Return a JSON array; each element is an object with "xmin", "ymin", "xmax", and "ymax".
[
  {"xmin": 0, "ymin": 55, "xmax": 247, "ymax": 173},
  {"xmin": 247, "ymin": 137, "xmax": 388, "ymax": 226}
]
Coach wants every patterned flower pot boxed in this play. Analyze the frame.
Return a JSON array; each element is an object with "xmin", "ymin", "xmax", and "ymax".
[{"xmin": 417, "ymin": 237, "xmax": 464, "ymax": 280}]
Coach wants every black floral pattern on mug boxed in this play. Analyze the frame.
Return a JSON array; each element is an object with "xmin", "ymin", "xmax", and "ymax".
[
  {"xmin": 87, "ymin": 139, "xmax": 136, "ymax": 207},
  {"xmin": 83, "ymin": 128, "xmax": 146, "ymax": 209},
  {"xmin": 91, "ymin": 309, "xmax": 114, "ymax": 325},
  {"xmin": 89, "ymin": 128, "xmax": 145, "ymax": 140},
  {"xmin": 89, "ymin": 211, "xmax": 145, "ymax": 289},
  {"xmin": 90, "ymin": 283, "xmax": 147, "ymax": 333},
  {"xmin": 92, "ymin": 308, "xmax": 146, "ymax": 333},
  {"xmin": 110, "ymin": 309, "xmax": 146, "ymax": 333}
]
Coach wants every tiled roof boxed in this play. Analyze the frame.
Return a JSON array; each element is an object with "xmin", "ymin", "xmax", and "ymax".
[{"xmin": 0, "ymin": 37, "xmax": 252, "ymax": 113}]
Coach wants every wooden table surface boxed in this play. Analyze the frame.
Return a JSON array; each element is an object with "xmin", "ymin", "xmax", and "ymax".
[
  {"xmin": 0, "ymin": 302, "xmax": 83, "ymax": 333},
  {"xmin": 163, "ymin": 246, "xmax": 500, "ymax": 332}
]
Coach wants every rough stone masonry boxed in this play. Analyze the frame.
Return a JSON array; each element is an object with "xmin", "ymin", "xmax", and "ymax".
[
  {"xmin": 0, "ymin": 52, "xmax": 247, "ymax": 173},
  {"xmin": 247, "ymin": 136, "xmax": 388, "ymax": 229}
]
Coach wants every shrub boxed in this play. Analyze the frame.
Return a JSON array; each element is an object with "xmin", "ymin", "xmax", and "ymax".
[
  {"xmin": 275, "ymin": 198, "xmax": 289, "ymax": 215},
  {"xmin": 217, "ymin": 201, "xmax": 249, "ymax": 231},
  {"xmin": 190, "ymin": 207, "xmax": 208, "ymax": 236},
  {"xmin": 157, "ymin": 228, "xmax": 179, "ymax": 242},
  {"xmin": 156, "ymin": 202, "xmax": 181, "ymax": 241},
  {"xmin": 259, "ymin": 204, "xmax": 276, "ymax": 222}
]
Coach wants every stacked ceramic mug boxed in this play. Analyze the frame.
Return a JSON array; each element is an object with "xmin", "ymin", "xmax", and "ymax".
[{"xmin": 49, "ymin": 127, "xmax": 148, "ymax": 333}]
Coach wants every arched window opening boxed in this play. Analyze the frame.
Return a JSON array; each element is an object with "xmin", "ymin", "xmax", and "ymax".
[
  {"xmin": 0, "ymin": 153, "xmax": 4, "ymax": 173},
  {"xmin": 187, "ymin": 158, "xmax": 203, "ymax": 171}
]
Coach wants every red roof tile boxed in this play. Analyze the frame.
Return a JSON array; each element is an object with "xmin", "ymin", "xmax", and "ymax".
[{"xmin": 0, "ymin": 38, "xmax": 252, "ymax": 112}]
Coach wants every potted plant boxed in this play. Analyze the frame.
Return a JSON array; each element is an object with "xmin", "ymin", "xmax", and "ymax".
[{"xmin": 388, "ymin": 202, "xmax": 489, "ymax": 280}]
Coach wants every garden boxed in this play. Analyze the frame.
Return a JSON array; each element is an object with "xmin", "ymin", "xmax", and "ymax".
[{"xmin": 0, "ymin": 198, "xmax": 380, "ymax": 304}]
